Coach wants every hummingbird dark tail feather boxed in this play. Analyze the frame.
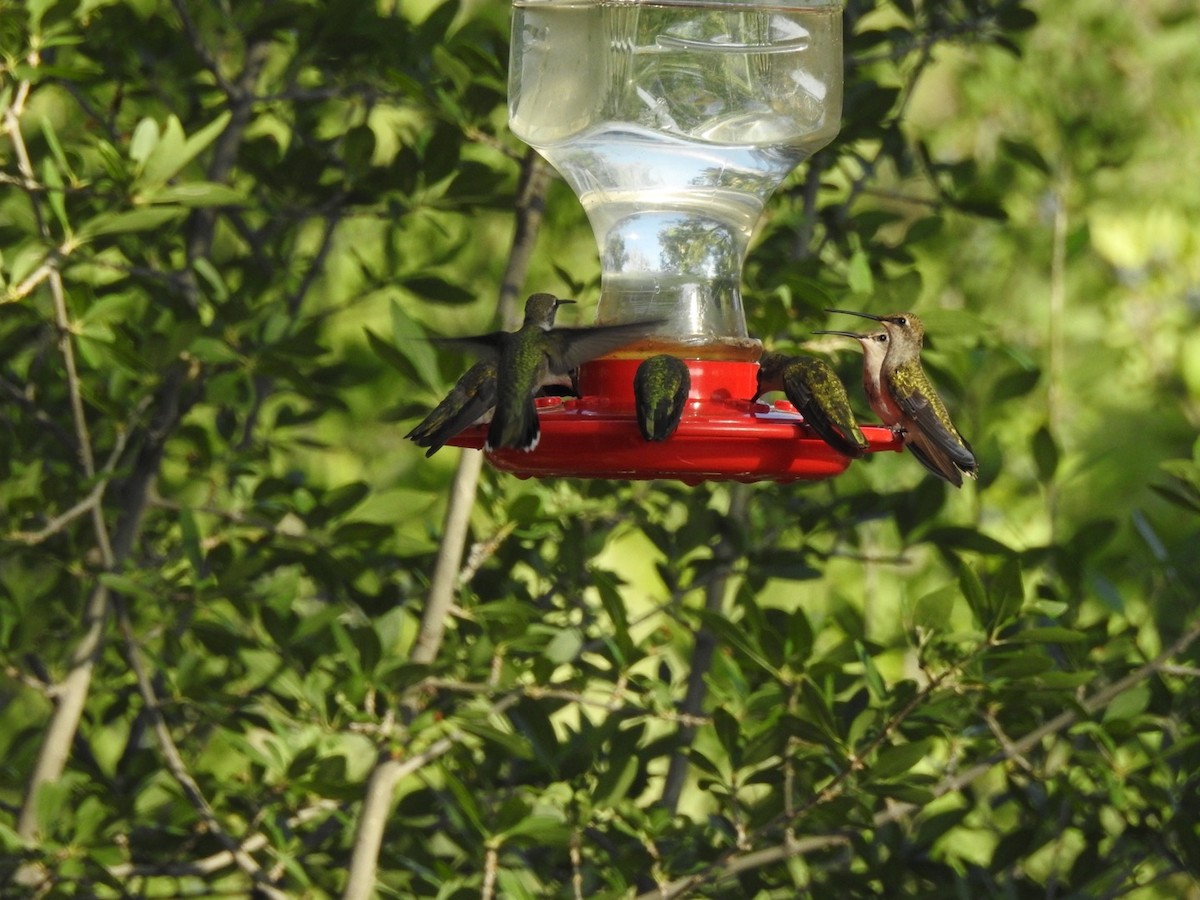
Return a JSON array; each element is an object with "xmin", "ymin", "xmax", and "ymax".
[
  {"xmin": 486, "ymin": 396, "xmax": 541, "ymax": 452},
  {"xmin": 905, "ymin": 439, "xmax": 971, "ymax": 487}
]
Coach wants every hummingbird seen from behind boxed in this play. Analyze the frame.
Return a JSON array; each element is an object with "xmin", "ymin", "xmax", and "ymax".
[
  {"xmin": 825, "ymin": 309, "xmax": 978, "ymax": 486},
  {"xmin": 753, "ymin": 351, "xmax": 869, "ymax": 459},
  {"xmin": 437, "ymin": 292, "xmax": 662, "ymax": 451},
  {"xmin": 633, "ymin": 355, "xmax": 690, "ymax": 442}
]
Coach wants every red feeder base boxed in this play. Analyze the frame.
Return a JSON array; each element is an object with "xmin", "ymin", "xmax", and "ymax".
[{"xmin": 446, "ymin": 358, "xmax": 902, "ymax": 484}]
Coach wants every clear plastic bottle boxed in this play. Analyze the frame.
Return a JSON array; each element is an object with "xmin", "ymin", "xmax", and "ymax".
[{"xmin": 510, "ymin": 0, "xmax": 843, "ymax": 359}]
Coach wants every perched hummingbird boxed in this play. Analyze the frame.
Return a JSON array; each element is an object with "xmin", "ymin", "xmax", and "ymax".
[
  {"xmin": 633, "ymin": 354, "xmax": 690, "ymax": 442},
  {"xmin": 825, "ymin": 309, "xmax": 978, "ymax": 486},
  {"xmin": 811, "ymin": 328, "xmax": 896, "ymax": 428},
  {"xmin": 753, "ymin": 351, "xmax": 869, "ymax": 458},
  {"xmin": 406, "ymin": 361, "xmax": 499, "ymax": 457},
  {"xmin": 438, "ymin": 292, "xmax": 660, "ymax": 451}
]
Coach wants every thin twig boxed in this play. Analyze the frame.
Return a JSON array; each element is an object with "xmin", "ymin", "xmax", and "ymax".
[
  {"xmin": 7, "ymin": 421, "xmax": 134, "ymax": 545},
  {"xmin": 481, "ymin": 846, "xmax": 499, "ymax": 900},
  {"xmin": 114, "ymin": 601, "xmax": 289, "ymax": 899},
  {"xmin": 128, "ymin": 806, "xmax": 323, "ymax": 882}
]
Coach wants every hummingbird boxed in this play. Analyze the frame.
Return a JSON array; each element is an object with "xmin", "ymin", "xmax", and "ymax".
[
  {"xmin": 825, "ymin": 309, "xmax": 978, "ymax": 486},
  {"xmin": 633, "ymin": 354, "xmax": 690, "ymax": 441},
  {"xmin": 753, "ymin": 351, "xmax": 869, "ymax": 458},
  {"xmin": 437, "ymin": 292, "xmax": 661, "ymax": 451},
  {"xmin": 811, "ymin": 328, "xmax": 896, "ymax": 429}
]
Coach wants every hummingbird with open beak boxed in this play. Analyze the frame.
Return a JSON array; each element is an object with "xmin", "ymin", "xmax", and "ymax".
[
  {"xmin": 437, "ymin": 292, "xmax": 661, "ymax": 451},
  {"xmin": 753, "ymin": 351, "xmax": 869, "ymax": 458},
  {"xmin": 825, "ymin": 309, "xmax": 978, "ymax": 486},
  {"xmin": 633, "ymin": 354, "xmax": 690, "ymax": 442},
  {"xmin": 811, "ymin": 327, "xmax": 896, "ymax": 428}
]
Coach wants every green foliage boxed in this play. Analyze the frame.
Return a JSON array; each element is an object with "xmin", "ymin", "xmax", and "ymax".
[{"xmin": 2, "ymin": 0, "xmax": 1199, "ymax": 897}]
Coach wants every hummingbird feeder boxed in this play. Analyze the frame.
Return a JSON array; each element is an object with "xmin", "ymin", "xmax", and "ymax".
[{"xmin": 448, "ymin": 0, "xmax": 901, "ymax": 481}]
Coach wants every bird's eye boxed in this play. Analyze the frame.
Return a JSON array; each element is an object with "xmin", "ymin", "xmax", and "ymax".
[{"xmin": 895, "ymin": 317, "xmax": 907, "ymax": 326}]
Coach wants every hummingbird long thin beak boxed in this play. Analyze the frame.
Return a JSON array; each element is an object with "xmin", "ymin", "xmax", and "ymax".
[
  {"xmin": 555, "ymin": 299, "xmax": 577, "ymax": 307},
  {"xmin": 812, "ymin": 329, "xmax": 870, "ymax": 339},
  {"xmin": 825, "ymin": 308, "xmax": 884, "ymax": 321}
]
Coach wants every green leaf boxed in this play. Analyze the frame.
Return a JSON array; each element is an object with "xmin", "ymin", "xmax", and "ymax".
[
  {"xmin": 500, "ymin": 814, "xmax": 569, "ymax": 844},
  {"xmin": 402, "ymin": 274, "xmax": 476, "ymax": 305},
  {"xmin": 129, "ymin": 117, "xmax": 160, "ymax": 166},
  {"xmin": 459, "ymin": 720, "xmax": 531, "ymax": 760},
  {"xmin": 1032, "ymin": 424, "xmax": 1058, "ymax": 480},
  {"xmin": 846, "ymin": 250, "xmax": 874, "ymax": 295},
  {"xmin": 927, "ymin": 527, "xmax": 1015, "ymax": 557},
  {"xmin": 869, "ymin": 739, "xmax": 932, "ymax": 781},
  {"xmin": 138, "ymin": 112, "xmax": 232, "ymax": 189},
  {"xmin": 390, "ymin": 299, "xmax": 442, "ymax": 391},
  {"xmin": 694, "ymin": 609, "xmax": 780, "ymax": 678},
  {"xmin": 543, "ymin": 627, "xmax": 582, "ymax": 665},
  {"xmin": 79, "ymin": 206, "xmax": 187, "ymax": 239},
  {"xmin": 1103, "ymin": 685, "xmax": 1150, "ymax": 722},
  {"xmin": 179, "ymin": 507, "xmax": 205, "ymax": 574},
  {"xmin": 594, "ymin": 753, "xmax": 638, "ymax": 810},
  {"xmin": 712, "ymin": 706, "xmax": 741, "ymax": 762},
  {"xmin": 40, "ymin": 157, "xmax": 69, "ymax": 237},
  {"xmin": 144, "ymin": 182, "xmax": 246, "ymax": 207},
  {"xmin": 506, "ymin": 698, "xmax": 559, "ymax": 770},
  {"xmin": 798, "ymin": 679, "xmax": 839, "ymax": 744},
  {"xmin": 98, "ymin": 572, "xmax": 158, "ymax": 603},
  {"xmin": 856, "ymin": 640, "xmax": 886, "ymax": 700},
  {"xmin": 991, "ymin": 556, "xmax": 1025, "ymax": 626},
  {"xmin": 957, "ymin": 561, "xmax": 990, "ymax": 629},
  {"xmin": 913, "ymin": 585, "xmax": 956, "ymax": 632},
  {"xmin": 318, "ymin": 481, "xmax": 371, "ymax": 522},
  {"xmin": 753, "ymin": 549, "xmax": 820, "ymax": 581}
]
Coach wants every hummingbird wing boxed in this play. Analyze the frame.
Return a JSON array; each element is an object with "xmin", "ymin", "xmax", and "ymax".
[
  {"xmin": 431, "ymin": 332, "xmax": 507, "ymax": 363},
  {"xmin": 406, "ymin": 361, "xmax": 498, "ymax": 456},
  {"xmin": 783, "ymin": 359, "xmax": 869, "ymax": 459},
  {"xmin": 544, "ymin": 320, "xmax": 667, "ymax": 374},
  {"xmin": 887, "ymin": 367, "xmax": 978, "ymax": 473}
]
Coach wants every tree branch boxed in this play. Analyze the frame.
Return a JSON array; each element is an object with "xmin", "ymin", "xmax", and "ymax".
[
  {"xmin": 660, "ymin": 485, "xmax": 748, "ymax": 813},
  {"xmin": 345, "ymin": 148, "xmax": 552, "ymax": 900},
  {"xmin": 341, "ymin": 693, "xmax": 521, "ymax": 900}
]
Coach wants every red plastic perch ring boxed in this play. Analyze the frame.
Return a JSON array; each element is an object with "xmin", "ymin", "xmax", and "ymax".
[{"xmin": 446, "ymin": 358, "xmax": 902, "ymax": 484}]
